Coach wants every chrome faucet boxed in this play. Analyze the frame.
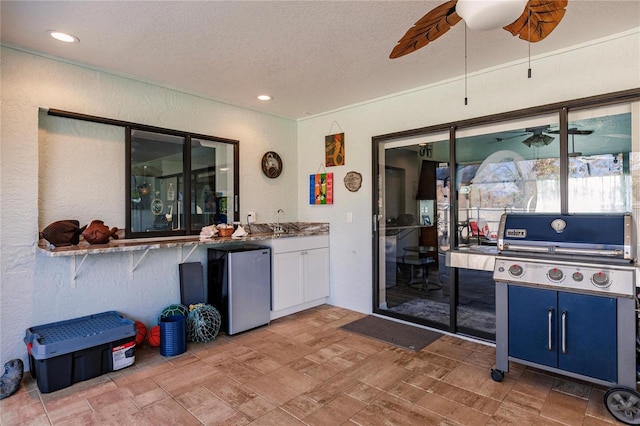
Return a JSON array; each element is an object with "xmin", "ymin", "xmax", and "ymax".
[{"xmin": 274, "ymin": 209, "xmax": 285, "ymax": 233}]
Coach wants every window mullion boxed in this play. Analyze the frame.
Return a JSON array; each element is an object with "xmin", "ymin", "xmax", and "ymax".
[{"xmin": 184, "ymin": 135, "xmax": 192, "ymax": 234}]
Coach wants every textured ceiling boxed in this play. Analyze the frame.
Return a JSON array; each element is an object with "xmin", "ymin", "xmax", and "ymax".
[{"xmin": 1, "ymin": 1, "xmax": 639, "ymax": 120}]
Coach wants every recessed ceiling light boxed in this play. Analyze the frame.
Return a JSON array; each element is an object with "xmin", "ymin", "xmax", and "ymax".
[
  {"xmin": 257, "ymin": 95, "xmax": 272, "ymax": 101},
  {"xmin": 48, "ymin": 31, "xmax": 79, "ymax": 43}
]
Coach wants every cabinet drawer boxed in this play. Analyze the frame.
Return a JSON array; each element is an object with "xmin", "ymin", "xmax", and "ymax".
[{"xmin": 269, "ymin": 235, "xmax": 328, "ymax": 254}]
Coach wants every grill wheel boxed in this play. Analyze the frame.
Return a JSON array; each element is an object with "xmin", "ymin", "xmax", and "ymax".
[{"xmin": 605, "ymin": 387, "xmax": 640, "ymax": 425}]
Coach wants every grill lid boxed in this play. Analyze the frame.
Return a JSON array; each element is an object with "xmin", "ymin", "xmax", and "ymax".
[{"xmin": 496, "ymin": 213, "xmax": 634, "ymax": 260}]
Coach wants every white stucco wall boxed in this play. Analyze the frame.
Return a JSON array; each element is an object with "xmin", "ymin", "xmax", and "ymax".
[
  {"xmin": 298, "ymin": 29, "xmax": 640, "ymax": 315},
  {"xmin": 1, "ymin": 47, "xmax": 298, "ymax": 364}
]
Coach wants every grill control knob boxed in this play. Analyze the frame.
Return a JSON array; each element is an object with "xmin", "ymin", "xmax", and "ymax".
[
  {"xmin": 591, "ymin": 272, "xmax": 610, "ymax": 288},
  {"xmin": 508, "ymin": 264, "xmax": 524, "ymax": 277},
  {"xmin": 548, "ymin": 268, "xmax": 564, "ymax": 281},
  {"xmin": 572, "ymin": 272, "xmax": 584, "ymax": 282}
]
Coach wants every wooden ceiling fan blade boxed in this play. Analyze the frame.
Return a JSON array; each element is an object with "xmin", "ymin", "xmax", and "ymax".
[
  {"xmin": 390, "ymin": 0, "xmax": 462, "ymax": 59},
  {"xmin": 503, "ymin": 0, "xmax": 568, "ymax": 43}
]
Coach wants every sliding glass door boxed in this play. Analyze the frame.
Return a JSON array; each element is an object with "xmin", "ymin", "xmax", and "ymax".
[
  {"xmin": 373, "ymin": 94, "xmax": 636, "ymax": 342},
  {"xmin": 453, "ymin": 114, "xmax": 559, "ymax": 338},
  {"xmin": 375, "ymin": 133, "xmax": 453, "ymax": 331}
]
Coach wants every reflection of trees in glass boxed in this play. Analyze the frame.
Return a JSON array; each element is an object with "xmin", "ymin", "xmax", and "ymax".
[
  {"xmin": 469, "ymin": 152, "xmax": 537, "ymax": 211},
  {"xmin": 569, "ymin": 154, "xmax": 629, "ymax": 213},
  {"xmin": 535, "ymin": 158, "xmax": 559, "ymax": 178},
  {"xmin": 569, "ymin": 154, "xmax": 622, "ymax": 177}
]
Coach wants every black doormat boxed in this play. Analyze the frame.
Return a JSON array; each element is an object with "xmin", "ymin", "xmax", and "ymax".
[
  {"xmin": 340, "ymin": 315, "xmax": 442, "ymax": 352},
  {"xmin": 387, "ymin": 299, "xmax": 496, "ymax": 335}
]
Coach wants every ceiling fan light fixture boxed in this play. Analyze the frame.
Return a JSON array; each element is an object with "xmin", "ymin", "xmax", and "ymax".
[
  {"xmin": 522, "ymin": 134, "xmax": 554, "ymax": 148},
  {"xmin": 456, "ymin": 0, "xmax": 528, "ymax": 31}
]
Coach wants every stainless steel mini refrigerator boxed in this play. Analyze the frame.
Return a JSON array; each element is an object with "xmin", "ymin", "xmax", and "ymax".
[{"xmin": 208, "ymin": 245, "xmax": 271, "ymax": 335}]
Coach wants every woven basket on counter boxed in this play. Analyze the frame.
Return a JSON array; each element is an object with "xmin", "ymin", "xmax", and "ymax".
[{"xmin": 218, "ymin": 228, "xmax": 234, "ymax": 237}]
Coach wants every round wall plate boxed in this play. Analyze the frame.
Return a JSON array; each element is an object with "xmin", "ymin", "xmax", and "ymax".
[
  {"xmin": 262, "ymin": 151, "xmax": 282, "ymax": 178},
  {"xmin": 344, "ymin": 171, "xmax": 362, "ymax": 192}
]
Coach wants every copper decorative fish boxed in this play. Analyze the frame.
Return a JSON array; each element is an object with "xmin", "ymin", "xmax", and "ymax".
[
  {"xmin": 82, "ymin": 220, "xmax": 119, "ymax": 244},
  {"xmin": 39, "ymin": 220, "xmax": 87, "ymax": 246}
]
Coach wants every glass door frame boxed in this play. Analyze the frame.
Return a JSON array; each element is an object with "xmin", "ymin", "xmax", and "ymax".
[{"xmin": 373, "ymin": 128, "xmax": 457, "ymax": 332}]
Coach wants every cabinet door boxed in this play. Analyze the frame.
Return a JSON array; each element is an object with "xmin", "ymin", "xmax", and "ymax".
[
  {"xmin": 272, "ymin": 252, "xmax": 304, "ymax": 311},
  {"xmin": 558, "ymin": 292, "xmax": 617, "ymax": 382},
  {"xmin": 304, "ymin": 248, "xmax": 330, "ymax": 302},
  {"xmin": 509, "ymin": 285, "xmax": 557, "ymax": 368}
]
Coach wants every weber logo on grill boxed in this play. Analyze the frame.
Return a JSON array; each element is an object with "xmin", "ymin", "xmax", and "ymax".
[{"xmin": 505, "ymin": 229, "xmax": 527, "ymax": 238}]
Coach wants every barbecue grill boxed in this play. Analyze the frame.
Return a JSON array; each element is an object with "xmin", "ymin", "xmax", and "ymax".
[{"xmin": 490, "ymin": 213, "xmax": 639, "ymax": 424}]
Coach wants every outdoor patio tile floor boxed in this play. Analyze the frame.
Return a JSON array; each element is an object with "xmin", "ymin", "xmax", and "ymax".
[{"xmin": 0, "ymin": 305, "xmax": 622, "ymax": 425}]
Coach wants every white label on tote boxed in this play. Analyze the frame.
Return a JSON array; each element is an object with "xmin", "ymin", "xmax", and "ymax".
[{"xmin": 112, "ymin": 340, "xmax": 135, "ymax": 371}]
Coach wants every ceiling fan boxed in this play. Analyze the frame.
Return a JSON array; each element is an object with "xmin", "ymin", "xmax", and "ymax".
[
  {"xmin": 521, "ymin": 126, "xmax": 595, "ymax": 148},
  {"xmin": 549, "ymin": 127, "xmax": 594, "ymax": 156},
  {"xmin": 390, "ymin": 0, "xmax": 568, "ymax": 59},
  {"xmin": 521, "ymin": 126, "xmax": 555, "ymax": 147}
]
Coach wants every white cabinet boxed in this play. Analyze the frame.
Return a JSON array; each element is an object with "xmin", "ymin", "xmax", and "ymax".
[
  {"xmin": 269, "ymin": 235, "xmax": 329, "ymax": 319},
  {"xmin": 272, "ymin": 250, "xmax": 305, "ymax": 310},
  {"xmin": 303, "ymin": 248, "xmax": 330, "ymax": 301}
]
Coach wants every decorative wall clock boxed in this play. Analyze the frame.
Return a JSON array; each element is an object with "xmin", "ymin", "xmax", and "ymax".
[{"xmin": 261, "ymin": 151, "xmax": 282, "ymax": 178}]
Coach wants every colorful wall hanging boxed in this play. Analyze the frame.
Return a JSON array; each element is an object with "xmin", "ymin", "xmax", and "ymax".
[
  {"xmin": 325, "ymin": 133, "xmax": 345, "ymax": 167},
  {"xmin": 309, "ymin": 173, "xmax": 333, "ymax": 204}
]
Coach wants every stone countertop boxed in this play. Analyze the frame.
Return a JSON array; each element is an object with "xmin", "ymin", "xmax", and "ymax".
[{"xmin": 37, "ymin": 222, "xmax": 329, "ymax": 257}]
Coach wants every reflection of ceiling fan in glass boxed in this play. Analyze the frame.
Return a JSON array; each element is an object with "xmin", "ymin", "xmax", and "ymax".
[
  {"xmin": 559, "ymin": 128, "xmax": 594, "ymax": 156},
  {"xmin": 521, "ymin": 126, "xmax": 555, "ymax": 147},
  {"xmin": 488, "ymin": 133, "xmax": 524, "ymax": 144},
  {"xmin": 489, "ymin": 126, "xmax": 594, "ymax": 149},
  {"xmin": 489, "ymin": 126, "xmax": 555, "ymax": 147},
  {"xmin": 521, "ymin": 126, "xmax": 594, "ymax": 148}
]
